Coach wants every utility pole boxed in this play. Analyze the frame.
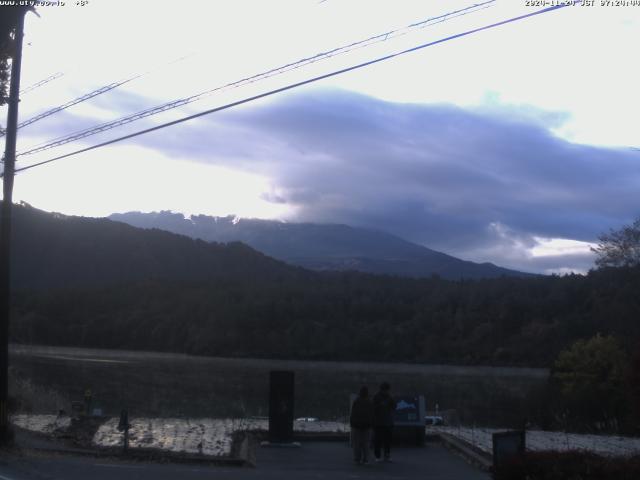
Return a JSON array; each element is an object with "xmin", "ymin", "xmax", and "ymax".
[{"xmin": 0, "ymin": 7, "xmax": 26, "ymax": 445}]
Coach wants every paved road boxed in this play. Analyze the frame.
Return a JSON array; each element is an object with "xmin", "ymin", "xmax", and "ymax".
[{"xmin": 0, "ymin": 441, "xmax": 489, "ymax": 479}]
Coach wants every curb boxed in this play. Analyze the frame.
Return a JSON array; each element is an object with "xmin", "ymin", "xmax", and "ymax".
[
  {"xmin": 19, "ymin": 443, "xmax": 250, "ymax": 466},
  {"xmin": 294, "ymin": 432, "xmax": 349, "ymax": 442},
  {"xmin": 235, "ymin": 433, "xmax": 257, "ymax": 467},
  {"xmin": 437, "ymin": 432, "xmax": 493, "ymax": 471}
]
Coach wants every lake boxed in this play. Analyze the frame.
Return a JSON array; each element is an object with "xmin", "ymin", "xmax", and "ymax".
[{"xmin": 9, "ymin": 344, "xmax": 548, "ymax": 427}]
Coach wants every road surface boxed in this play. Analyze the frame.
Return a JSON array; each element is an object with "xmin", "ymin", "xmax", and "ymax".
[{"xmin": 0, "ymin": 441, "xmax": 489, "ymax": 479}]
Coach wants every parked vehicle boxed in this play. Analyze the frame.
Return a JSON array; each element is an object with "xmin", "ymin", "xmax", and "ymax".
[{"xmin": 424, "ymin": 415, "xmax": 444, "ymax": 426}]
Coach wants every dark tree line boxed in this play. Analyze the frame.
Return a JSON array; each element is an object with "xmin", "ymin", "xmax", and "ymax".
[
  {"xmin": 10, "ymin": 266, "xmax": 640, "ymax": 367},
  {"xmin": 6, "ymin": 203, "xmax": 640, "ymax": 367}
]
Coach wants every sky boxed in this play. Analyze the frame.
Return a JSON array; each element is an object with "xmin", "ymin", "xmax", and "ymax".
[{"xmin": 2, "ymin": 0, "xmax": 640, "ymax": 274}]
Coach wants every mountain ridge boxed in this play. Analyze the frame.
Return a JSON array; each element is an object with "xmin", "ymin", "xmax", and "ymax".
[
  {"xmin": 109, "ymin": 210, "xmax": 534, "ymax": 279},
  {"xmin": 8, "ymin": 202, "xmax": 306, "ymax": 291},
  {"xmin": 6, "ymin": 203, "xmax": 640, "ymax": 369}
]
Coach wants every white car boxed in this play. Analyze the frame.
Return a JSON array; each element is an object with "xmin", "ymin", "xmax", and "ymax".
[{"xmin": 424, "ymin": 416, "xmax": 444, "ymax": 426}]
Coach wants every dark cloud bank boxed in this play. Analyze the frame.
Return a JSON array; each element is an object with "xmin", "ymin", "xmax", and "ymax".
[{"xmin": 132, "ymin": 88, "xmax": 640, "ymax": 273}]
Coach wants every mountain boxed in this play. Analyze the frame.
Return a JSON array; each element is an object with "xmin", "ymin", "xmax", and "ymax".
[
  {"xmin": 6, "ymin": 203, "xmax": 640, "ymax": 368},
  {"xmin": 109, "ymin": 211, "xmax": 532, "ymax": 279},
  {"xmin": 8, "ymin": 202, "xmax": 305, "ymax": 291}
]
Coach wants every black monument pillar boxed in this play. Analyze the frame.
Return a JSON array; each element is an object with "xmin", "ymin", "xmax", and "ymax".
[{"xmin": 268, "ymin": 370, "xmax": 294, "ymax": 444}]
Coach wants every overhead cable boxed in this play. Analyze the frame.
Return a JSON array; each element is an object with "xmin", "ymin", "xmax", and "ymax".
[
  {"xmin": 16, "ymin": 1, "xmax": 495, "ymax": 157},
  {"xmin": 18, "ymin": 71, "xmax": 63, "ymax": 95},
  {"xmin": 9, "ymin": 3, "xmax": 572, "ymax": 176},
  {"xmin": 1, "ymin": 55, "xmax": 191, "ymax": 139}
]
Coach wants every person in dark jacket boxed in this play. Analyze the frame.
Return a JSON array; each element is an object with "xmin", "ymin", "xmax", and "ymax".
[
  {"xmin": 350, "ymin": 385, "xmax": 374, "ymax": 464},
  {"xmin": 372, "ymin": 381, "xmax": 396, "ymax": 462}
]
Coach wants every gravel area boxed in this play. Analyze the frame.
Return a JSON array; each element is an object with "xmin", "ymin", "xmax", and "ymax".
[
  {"xmin": 11, "ymin": 414, "xmax": 71, "ymax": 434},
  {"xmin": 10, "ymin": 414, "xmax": 349, "ymax": 458},
  {"xmin": 431, "ymin": 426, "xmax": 640, "ymax": 457}
]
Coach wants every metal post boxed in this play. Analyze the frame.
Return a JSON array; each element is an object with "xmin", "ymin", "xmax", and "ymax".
[
  {"xmin": 0, "ymin": 9, "xmax": 26, "ymax": 445},
  {"xmin": 118, "ymin": 409, "xmax": 130, "ymax": 453}
]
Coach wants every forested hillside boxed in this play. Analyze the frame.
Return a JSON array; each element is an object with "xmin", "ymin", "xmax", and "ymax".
[
  {"xmin": 9, "ymin": 202, "xmax": 305, "ymax": 290},
  {"xmin": 6, "ymin": 203, "xmax": 640, "ymax": 367},
  {"xmin": 11, "ymin": 266, "xmax": 640, "ymax": 367}
]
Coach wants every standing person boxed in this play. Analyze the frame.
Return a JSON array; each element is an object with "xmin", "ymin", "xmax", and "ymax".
[
  {"xmin": 350, "ymin": 386, "xmax": 373, "ymax": 465},
  {"xmin": 373, "ymin": 381, "xmax": 396, "ymax": 462}
]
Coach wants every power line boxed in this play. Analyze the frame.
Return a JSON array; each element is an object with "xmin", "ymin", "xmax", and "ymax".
[
  {"xmin": 16, "ymin": 1, "xmax": 495, "ymax": 158},
  {"xmin": 17, "ymin": 2, "xmax": 492, "ymax": 156},
  {"xmin": 1, "ymin": 54, "xmax": 191, "ymax": 139},
  {"xmin": 2, "ymin": 76, "xmax": 141, "ymax": 140},
  {"xmin": 18, "ymin": 71, "xmax": 63, "ymax": 95},
  {"xmin": 9, "ymin": 3, "xmax": 570, "ymax": 176}
]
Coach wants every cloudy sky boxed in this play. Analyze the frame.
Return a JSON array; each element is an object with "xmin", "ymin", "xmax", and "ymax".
[{"xmin": 3, "ymin": 0, "xmax": 640, "ymax": 274}]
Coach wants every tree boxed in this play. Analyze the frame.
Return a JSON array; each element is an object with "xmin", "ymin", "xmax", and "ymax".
[
  {"xmin": 0, "ymin": 6, "xmax": 25, "ymax": 106},
  {"xmin": 629, "ymin": 341, "xmax": 640, "ymax": 432},
  {"xmin": 1, "ymin": 5, "xmax": 33, "ymax": 135},
  {"xmin": 592, "ymin": 217, "xmax": 640, "ymax": 269},
  {"xmin": 551, "ymin": 334, "xmax": 629, "ymax": 430}
]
